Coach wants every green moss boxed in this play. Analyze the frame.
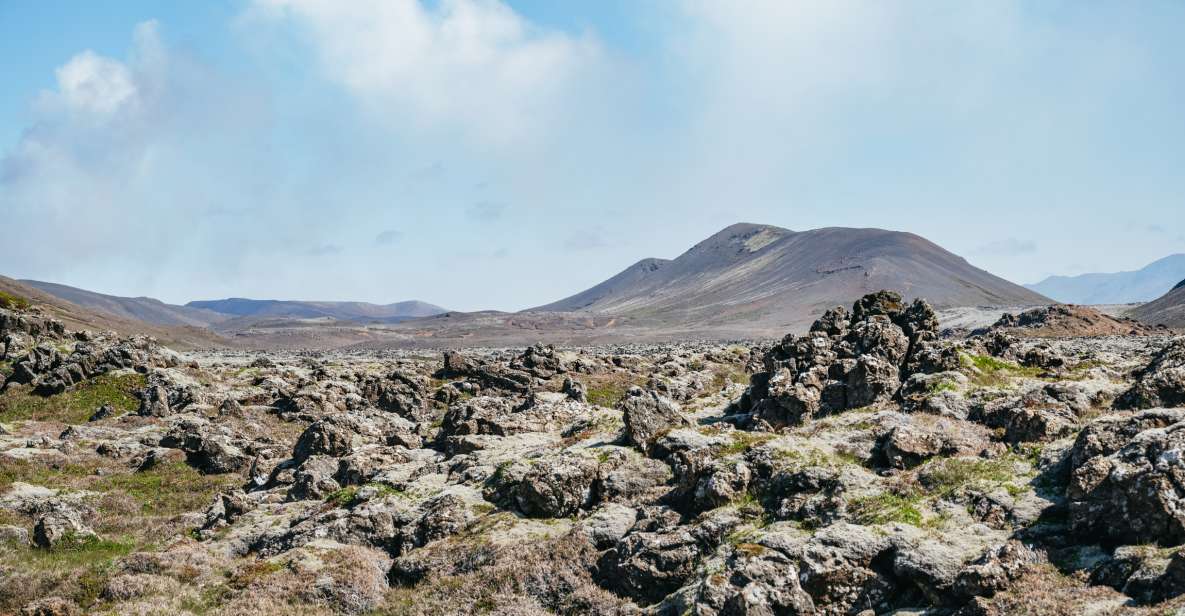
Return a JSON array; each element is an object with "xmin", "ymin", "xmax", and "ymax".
[
  {"xmin": 0, "ymin": 371, "xmax": 146, "ymax": 424},
  {"xmin": 0, "ymin": 290, "xmax": 31, "ymax": 311},
  {"xmin": 325, "ymin": 486, "xmax": 360, "ymax": 507}
]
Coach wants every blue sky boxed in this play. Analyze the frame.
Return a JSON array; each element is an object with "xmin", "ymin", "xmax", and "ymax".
[{"xmin": 1, "ymin": 1, "xmax": 1183, "ymax": 311}]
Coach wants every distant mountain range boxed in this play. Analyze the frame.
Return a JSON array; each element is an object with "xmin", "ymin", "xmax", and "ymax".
[
  {"xmin": 1026, "ymin": 254, "xmax": 1185, "ymax": 304},
  {"xmin": 19, "ymin": 280, "xmax": 447, "ymax": 328},
  {"xmin": 186, "ymin": 298, "xmax": 446, "ymax": 323},
  {"xmin": 531, "ymin": 223, "xmax": 1049, "ymax": 328},
  {"xmin": 1129, "ymin": 278, "xmax": 1185, "ymax": 329},
  {"xmin": 9, "ymin": 223, "xmax": 1064, "ymax": 348}
]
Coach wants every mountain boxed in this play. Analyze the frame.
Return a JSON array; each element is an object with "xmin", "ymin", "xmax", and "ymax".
[
  {"xmin": 1, "ymin": 276, "xmax": 229, "ymax": 349},
  {"xmin": 1026, "ymin": 254, "xmax": 1185, "ymax": 304},
  {"xmin": 531, "ymin": 224, "xmax": 1049, "ymax": 329},
  {"xmin": 1129, "ymin": 278, "xmax": 1185, "ymax": 329},
  {"xmin": 186, "ymin": 298, "xmax": 447, "ymax": 323},
  {"xmin": 20, "ymin": 280, "xmax": 229, "ymax": 328}
]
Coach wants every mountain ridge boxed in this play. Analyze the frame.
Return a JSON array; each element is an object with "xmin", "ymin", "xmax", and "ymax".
[{"xmin": 1129, "ymin": 278, "xmax": 1185, "ymax": 329}]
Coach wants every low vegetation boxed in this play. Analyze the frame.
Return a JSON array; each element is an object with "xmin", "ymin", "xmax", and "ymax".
[
  {"xmin": 961, "ymin": 353, "xmax": 1042, "ymax": 388},
  {"xmin": 0, "ymin": 371, "xmax": 146, "ymax": 424},
  {"xmin": 0, "ymin": 290, "xmax": 31, "ymax": 311}
]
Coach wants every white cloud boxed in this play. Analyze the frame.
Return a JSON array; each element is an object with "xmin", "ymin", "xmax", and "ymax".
[
  {"xmin": 246, "ymin": 0, "xmax": 604, "ymax": 144},
  {"xmin": 52, "ymin": 51, "xmax": 139, "ymax": 115}
]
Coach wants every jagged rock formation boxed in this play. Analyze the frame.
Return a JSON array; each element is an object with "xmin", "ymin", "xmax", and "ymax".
[{"xmin": 730, "ymin": 290, "xmax": 957, "ymax": 428}]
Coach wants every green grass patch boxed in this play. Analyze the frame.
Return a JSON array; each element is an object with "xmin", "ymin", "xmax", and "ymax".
[
  {"xmin": 710, "ymin": 366, "xmax": 749, "ymax": 391},
  {"xmin": 94, "ymin": 461, "xmax": 241, "ymax": 516},
  {"xmin": 0, "ymin": 290, "xmax": 31, "ymax": 311},
  {"xmin": 325, "ymin": 483, "xmax": 408, "ymax": 508},
  {"xmin": 0, "ymin": 371, "xmax": 146, "ymax": 424},
  {"xmin": 228, "ymin": 559, "xmax": 287, "ymax": 590},
  {"xmin": 920, "ymin": 457, "xmax": 1027, "ymax": 498},
  {"xmin": 0, "ymin": 459, "xmax": 103, "ymax": 493},
  {"xmin": 1, "ymin": 533, "xmax": 137, "ymax": 608},
  {"xmin": 849, "ymin": 492, "xmax": 923, "ymax": 526},
  {"xmin": 772, "ymin": 447, "xmax": 863, "ymax": 471},
  {"xmin": 927, "ymin": 379, "xmax": 959, "ymax": 393},
  {"xmin": 585, "ymin": 380, "xmax": 631, "ymax": 408},
  {"xmin": 961, "ymin": 353, "xmax": 1042, "ymax": 388},
  {"xmin": 717, "ymin": 431, "xmax": 776, "ymax": 456}
]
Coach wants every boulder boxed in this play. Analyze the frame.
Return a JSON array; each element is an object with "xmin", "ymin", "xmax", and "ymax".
[
  {"xmin": 1067, "ymin": 410, "xmax": 1185, "ymax": 545},
  {"xmin": 620, "ymin": 387, "xmax": 688, "ymax": 455}
]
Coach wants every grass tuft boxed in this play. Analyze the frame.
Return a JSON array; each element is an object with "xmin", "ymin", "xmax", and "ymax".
[{"xmin": 0, "ymin": 290, "xmax": 31, "ymax": 311}]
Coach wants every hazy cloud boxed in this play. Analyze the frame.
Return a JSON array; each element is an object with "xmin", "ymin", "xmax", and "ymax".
[
  {"xmin": 972, "ymin": 238, "xmax": 1038, "ymax": 257},
  {"xmin": 375, "ymin": 230, "xmax": 403, "ymax": 245},
  {"xmin": 467, "ymin": 201, "xmax": 506, "ymax": 222},
  {"xmin": 563, "ymin": 229, "xmax": 608, "ymax": 252},
  {"xmin": 305, "ymin": 244, "xmax": 343, "ymax": 257}
]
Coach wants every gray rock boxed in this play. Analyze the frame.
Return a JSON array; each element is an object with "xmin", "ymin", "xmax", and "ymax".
[
  {"xmin": 33, "ymin": 506, "xmax": 96, "ymax": 548},
  {"xmin": 1068, "ymin": 411, "xmax": 1185, "ymax": 545},
  {"xmin": 620, "ymin": 387, "xmax": 687, "ymax": 456}
]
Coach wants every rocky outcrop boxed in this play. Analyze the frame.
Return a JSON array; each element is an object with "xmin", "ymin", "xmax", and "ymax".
[
  {"xmin": 4, "ymin": 335, "xmax": 176, "ymax": 396},
  {"xmin": 732, "ymin": 291, "xmax": 954, "ymax": 428}
]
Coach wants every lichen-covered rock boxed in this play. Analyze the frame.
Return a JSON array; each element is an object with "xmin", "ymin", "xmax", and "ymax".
[
  {"xmin": 1117, "ymin": 338, "xmax": 1185, "ymax": 409},
  {"xmin": 735, "ymin": 292, "xmax": 949, "ymax": 429},
  {"xmin": 32, "ymin": 505, "xmax": 96, "ymax": 548},
  {"xmin": 1068, "ymin": 410, "xmax": 1185, "ymax": 545}
]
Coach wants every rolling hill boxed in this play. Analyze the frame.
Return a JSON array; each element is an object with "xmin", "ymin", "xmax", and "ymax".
[
  {"xmin": 20, "ymin": 280, "xmax": 229, "ymax": 328},
  {"xmin": 1026, "ymin": 254, "xmax": 1185, "ymax": 304},
  {"xmin": 531, "ymin": 223, "xmax": 1049, "ymax": 329},
  {"xmin": 0, "ymin": 276, "xmax": 230, "ymax": 349}
]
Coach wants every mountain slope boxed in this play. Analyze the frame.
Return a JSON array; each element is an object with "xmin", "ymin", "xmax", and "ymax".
[
  {"xmin": 532, "ymin": 224, "xmax": 1049, "ymax": 328},
  {"xmin": 186, "ymin": 298, "xmax": 447, "ymax": 323},
  {"xmin": 1129, "ymin": 278, "xmax": 1185, "ymax": 329},
  {"xmin": 20, "ymin": 280, "xmax": 229, "ymax": 328},
  {"xmin": 1026, "ymin": 254, "xmax": 1185, "ymax": 304}
]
